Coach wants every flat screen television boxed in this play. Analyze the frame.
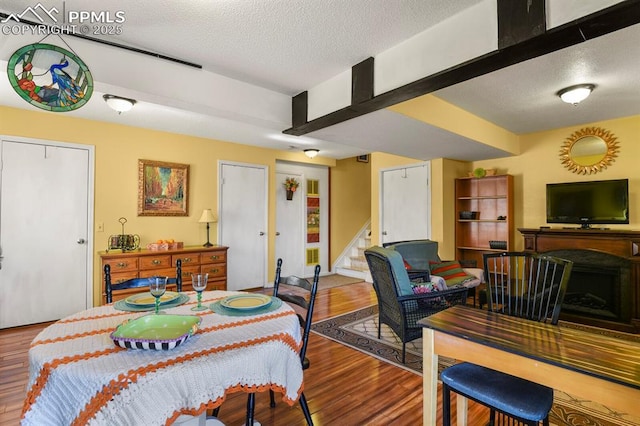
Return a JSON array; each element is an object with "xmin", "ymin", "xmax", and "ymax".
[{"xmin": 546, "ymin": 179, "xmax": 629, "ymax": 229}]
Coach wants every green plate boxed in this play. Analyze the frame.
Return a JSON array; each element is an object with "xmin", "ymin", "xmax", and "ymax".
[
  {"xmin": 114, "ymin": 293, "xmax": 190, "ymax": 312},
  {"xmin": 125, "ymin": 291, "xmax": 180, "ymax": 307},
  {"xmin": 211, "ymin": 296, "xmax": 282, "ymax": 317},
  {"xmin": 110, "ymin": 314, "xmax": 201, "ymax": 350},
  {"xmin": 221, "ymin": 294, "xmax": 272, "ymax": 310}
]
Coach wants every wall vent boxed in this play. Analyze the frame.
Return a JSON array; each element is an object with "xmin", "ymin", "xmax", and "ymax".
[
  {"xmin": 306, "ymin": 248, "xmax": 320, "ymax": 265},
  {"xmin": 307, "ymin": 179, "xmax": 319, "ymax": 196}
]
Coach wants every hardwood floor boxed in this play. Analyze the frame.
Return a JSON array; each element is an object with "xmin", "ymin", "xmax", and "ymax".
[{"xmin": 0, "ymin": 281, "xmax": 488, "ymax": 425}]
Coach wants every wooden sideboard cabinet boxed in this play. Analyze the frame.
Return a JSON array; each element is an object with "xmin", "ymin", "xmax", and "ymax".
[{"xmin": 99, "ymin": 245, "xmax": 228, "ymax": 304}]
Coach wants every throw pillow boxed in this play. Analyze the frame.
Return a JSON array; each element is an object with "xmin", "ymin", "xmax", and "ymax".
[
  {"xmin": 403, "ymin": 258, "xmax": 412, "ymax": 270},
  {"xmin": 430, "ymin": 260, "xmax": 477, "ymax": 286},
  {"xmin": 411, "ymin": 281, "xmax": 438, "ymax": 294}
]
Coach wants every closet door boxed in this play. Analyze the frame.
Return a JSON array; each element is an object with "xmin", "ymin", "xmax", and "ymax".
[
  {"xmin": 219, "ymin": 162, "xmax": 267, "ymax": 290},
  {"xmin": 0, "ymin": 140, "xmax": 92, "ymax": 328},
  {"xmin": 380, "ymin": 162, "xmax": 431, "ymax": 244}
]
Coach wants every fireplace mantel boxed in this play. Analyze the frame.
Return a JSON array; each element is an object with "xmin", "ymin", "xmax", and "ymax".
[{"xmin": 519, "ymin": 228, "xmax": 640, "ymax": 333}]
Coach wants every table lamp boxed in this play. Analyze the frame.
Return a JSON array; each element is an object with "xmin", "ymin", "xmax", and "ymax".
[{"xmin": 198, "ymin": 209, "xmax": 216, "ymax": 247}]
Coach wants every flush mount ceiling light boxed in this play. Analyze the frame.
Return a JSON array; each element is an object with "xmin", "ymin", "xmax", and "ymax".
[
  {"xmin": 557, "ymin": 84, "xmax": 595, "ymax": 105},
  {"xmin": 103, "ymin": 94, "xmax": 137, "ymax": 113},
  {"xmin": 304, "ymin": 149, "xmax": 319, "ymax": 158}
]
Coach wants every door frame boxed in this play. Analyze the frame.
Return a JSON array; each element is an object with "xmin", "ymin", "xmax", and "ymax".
[
  {"xmin": 0, "ymin": 135, "xmax": 95, "ymax": 308},
  {"xmin": 218, "ymin": 160, "xmax": 269, "ymax": 287},
  {"xmin": 379, "ymin": 161, "xmax": 431, "ymax": 245}
]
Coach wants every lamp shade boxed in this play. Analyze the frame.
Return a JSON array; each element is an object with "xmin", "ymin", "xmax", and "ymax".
[
  {"xmin": 103, "ymin": 94, "xmax": 136, "ymax": 113},
  {"xmin": 198, "ymin": 209, "xmax": 216, "ymax": 223},
  {"xmin": 557, "ymin": 84, "xmax": 595, "ymax": 105},
  {"xmin": 304, "ymin": 149, "xmax": 319, "ymax": 158}
]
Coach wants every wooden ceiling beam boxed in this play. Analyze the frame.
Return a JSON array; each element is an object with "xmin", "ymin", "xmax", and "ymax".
[{"xmin": 284, "ymin": 0, "xmax": 640, "ymax": 136}]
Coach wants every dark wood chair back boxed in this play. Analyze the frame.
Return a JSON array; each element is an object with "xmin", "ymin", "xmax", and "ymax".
[
  {"xmin": 483, "ymin": 252, "xmax": 573, "ymax": 324},
  {"xmin": 273, "ymin": 258, "xmax": 320, "ymax": 365},
  {"xmin": 104, "ymin": 259, "xmax": 183, "ymax": 303}
]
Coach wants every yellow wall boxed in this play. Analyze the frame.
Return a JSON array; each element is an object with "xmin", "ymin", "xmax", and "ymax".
[
  {"xmin": 389, "ymin": 94, "xmax": 520, "ymax": 155},
  {"xmin": 4, "ymin": 104, "xmax": 636, "ymax": 304},
  {"xmin": 329, "ymin": 157, "xmax": 371, "ymax": 265},
  {"xmin": 470, "ymin": 115, "xmax": 640, "ymax": 250},
  {"xmin": 0, "ymin": 106, "xmax": 336, "ymax": 305}
]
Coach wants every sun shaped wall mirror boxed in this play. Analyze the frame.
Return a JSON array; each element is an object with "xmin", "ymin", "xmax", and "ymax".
[{"xmin": 559, "ymin": 127, "xmax": 620, "ymax": 175}]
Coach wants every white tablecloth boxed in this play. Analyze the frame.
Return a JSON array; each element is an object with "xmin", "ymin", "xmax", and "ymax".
[{"xmin": 22, "ymin": 291, "xmax": 303, "ymax": 425}]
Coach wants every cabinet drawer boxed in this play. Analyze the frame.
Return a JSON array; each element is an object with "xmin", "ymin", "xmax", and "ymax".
[
  {"xmin": 179, "ymin": 264, "xmax": 201, "ymax": 283},
  {"xmin": 110, "ymin": 271, "xmax": 138, "ymax": 285},
  {"xmin": 201, "ymin": 264, "xmax": 226, "ymax": 278},
  {"xmin": 201, "ymin": 251, "xmax": 226, "ymax": 264},
  {"xmin": 139, "ymin": 255, "xmax": 172, "ymax": 270},
  {"xmin": 209, "ymin": 279, "xmax": 226, "ymax": 291},
  {"xmin": 139, "ymin": 267, "xmax": 175, "ymax": 278},
  {"xmin": 103, "ymin": 257, "xmax": 138, "ymax": 272},
  {"xmin": 172, "ymin": 253, "xmax": 201, "ymax": 267}
]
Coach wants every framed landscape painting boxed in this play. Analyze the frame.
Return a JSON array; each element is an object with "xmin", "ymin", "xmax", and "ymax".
[{"xmin": 138, "ymin": 159, "xmax": 189, "ymax": 216}]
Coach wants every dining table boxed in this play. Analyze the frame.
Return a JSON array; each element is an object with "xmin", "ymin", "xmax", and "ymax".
[
  {"xmin": 21, "ymin": 290, "xmax": 304, "ymax": 425},
  {"xmin": 419, "ymin": 305, "xmax": 640, "ymax": 426}
]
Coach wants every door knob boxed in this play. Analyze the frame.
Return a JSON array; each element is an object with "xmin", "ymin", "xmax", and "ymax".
[
  {"xmin": 77, "ymin": 238, "xmax": 86, "ymax": 244},
  {"xmin": 259, "ymin": 232, "xmax": 265, "ymax": 236}
]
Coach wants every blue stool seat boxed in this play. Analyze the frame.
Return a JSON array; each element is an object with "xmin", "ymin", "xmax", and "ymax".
[{"xmin": 441, "ymin": 362, "xmax": 553, "ymax": 423}]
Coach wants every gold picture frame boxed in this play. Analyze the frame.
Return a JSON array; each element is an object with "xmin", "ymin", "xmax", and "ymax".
[
  {"xmin": 559, "ymin": 127, "xmax": 620, "ymax": 175},
  {"xmin": 138, "ymin": 159, "xmax": 189, "ymax": 216}
]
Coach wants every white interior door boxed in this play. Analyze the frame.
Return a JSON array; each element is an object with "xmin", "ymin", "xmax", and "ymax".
[
  {"xmin": 219, "ymin": 162, "xmax": 267, "ymax": 290},
  {"xmin": 275, "ymin": 171, "xmax": 304, "ymax": 277},
  {"xmin": 0, "ymin": 139, "xmax": 92, "ymax": 328},
  {"xmin": 381, "ymin": 162, "xmax": 431, "ymax": 245}
]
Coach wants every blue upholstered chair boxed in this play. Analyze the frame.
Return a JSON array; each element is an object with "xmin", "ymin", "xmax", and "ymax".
[
  {"xmin": 364, "ymin": 246, "xmax": 468, "ymax": 363},
  {"xmin": 441, "ymin": 252, "xmax": 573, "ymax": 426},
  {"xmin": 383, "ymin": 239, "xmax": 484, "ymax": 306}
]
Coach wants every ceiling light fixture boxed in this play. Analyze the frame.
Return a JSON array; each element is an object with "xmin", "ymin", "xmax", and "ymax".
[
  {"xmin": 103, "ymin": 94, "xmax": 137, "ymax": 113},
  {"xmin": 556, "ymin": 84, "xmax": 595, "ymax": 105},
  {"xmin": 304, "ymin": 149, "xmax": 319, "ymax": 158}
]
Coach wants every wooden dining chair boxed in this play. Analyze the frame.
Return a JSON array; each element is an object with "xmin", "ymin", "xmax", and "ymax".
[
  {"xmin": 441, "ymin": 252, "xmax": 573, "ymax": 426},
  {"xmin": 214, "ymin": 259, "xmax": 320, "ymax": 426},
  {"xmin": 104, "ymin": 259, "xmax": 183, "ymax": 303},
  {"xmin": 266, "ymin": 259, "xmax": 320, "ymax": 419}
]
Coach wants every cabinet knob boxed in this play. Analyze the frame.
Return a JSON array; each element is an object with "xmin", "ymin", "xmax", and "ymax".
[
  {"xmin": 209, "ymin": 255, "xmax": 219, "ymax": 260},
  {"xmin": 183, "ymin": 257, "xmax": 192, "ymax": 263},
  {"xmin": 116, "ymin": 262, "xmax": 127, "ymax": 268},
  {"xmin": 152, "ymin": 260, "xmax": 161, "ymax": 265}
]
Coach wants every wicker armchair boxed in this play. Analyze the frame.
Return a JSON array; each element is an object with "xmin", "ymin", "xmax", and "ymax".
[{"xmin": 364, "ymin": 246, "xmax": 468, "ymax": 363}]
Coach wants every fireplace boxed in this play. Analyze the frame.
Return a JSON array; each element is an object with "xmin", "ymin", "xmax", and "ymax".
[
  {"xmin": 519, "ymin": 228, "xmax": 640, "ymax": 333},
  {"xmin": 544, "ymin": 249, "xmax": 631, "ymax": 325}
]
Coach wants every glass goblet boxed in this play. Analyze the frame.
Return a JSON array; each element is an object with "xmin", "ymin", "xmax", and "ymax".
[
  {"xmin": 191, "ymin": 273, "xmax": 209, "ymax": 311},
  {"xmin": 148, "ymin": 276, "xmax": 168, "ymax": 314}
]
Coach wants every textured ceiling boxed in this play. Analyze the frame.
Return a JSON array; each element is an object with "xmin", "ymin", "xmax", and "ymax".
[
  {"xmin": 0, "ymin": 1, "xmax": 637, "ymax": 161},
  {"xmin": 68, "ymin": 0, "xmax": 484, "ymax": 94}
]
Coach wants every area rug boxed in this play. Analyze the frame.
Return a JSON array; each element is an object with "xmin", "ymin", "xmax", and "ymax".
[
  {"xmin": 311, "ymin": 306, "xmax": 640, "ymax": 426},
  {"xmin": 312, "ymin": 274, "xmax": 364, "ymax": 290}
]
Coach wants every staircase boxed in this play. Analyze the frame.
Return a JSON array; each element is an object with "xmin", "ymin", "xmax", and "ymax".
[{"xmin": 334, "ymin": 222, "xmax": 372, "ymax": 282}]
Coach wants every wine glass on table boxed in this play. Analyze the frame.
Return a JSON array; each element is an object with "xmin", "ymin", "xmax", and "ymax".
[
  {"xmin": 191, "ymin": 273, "xmax": 209, "ymax": 311},
  {"xmin": 148, "ymin": 276, "xmax": 168, "ymax": 314}
]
